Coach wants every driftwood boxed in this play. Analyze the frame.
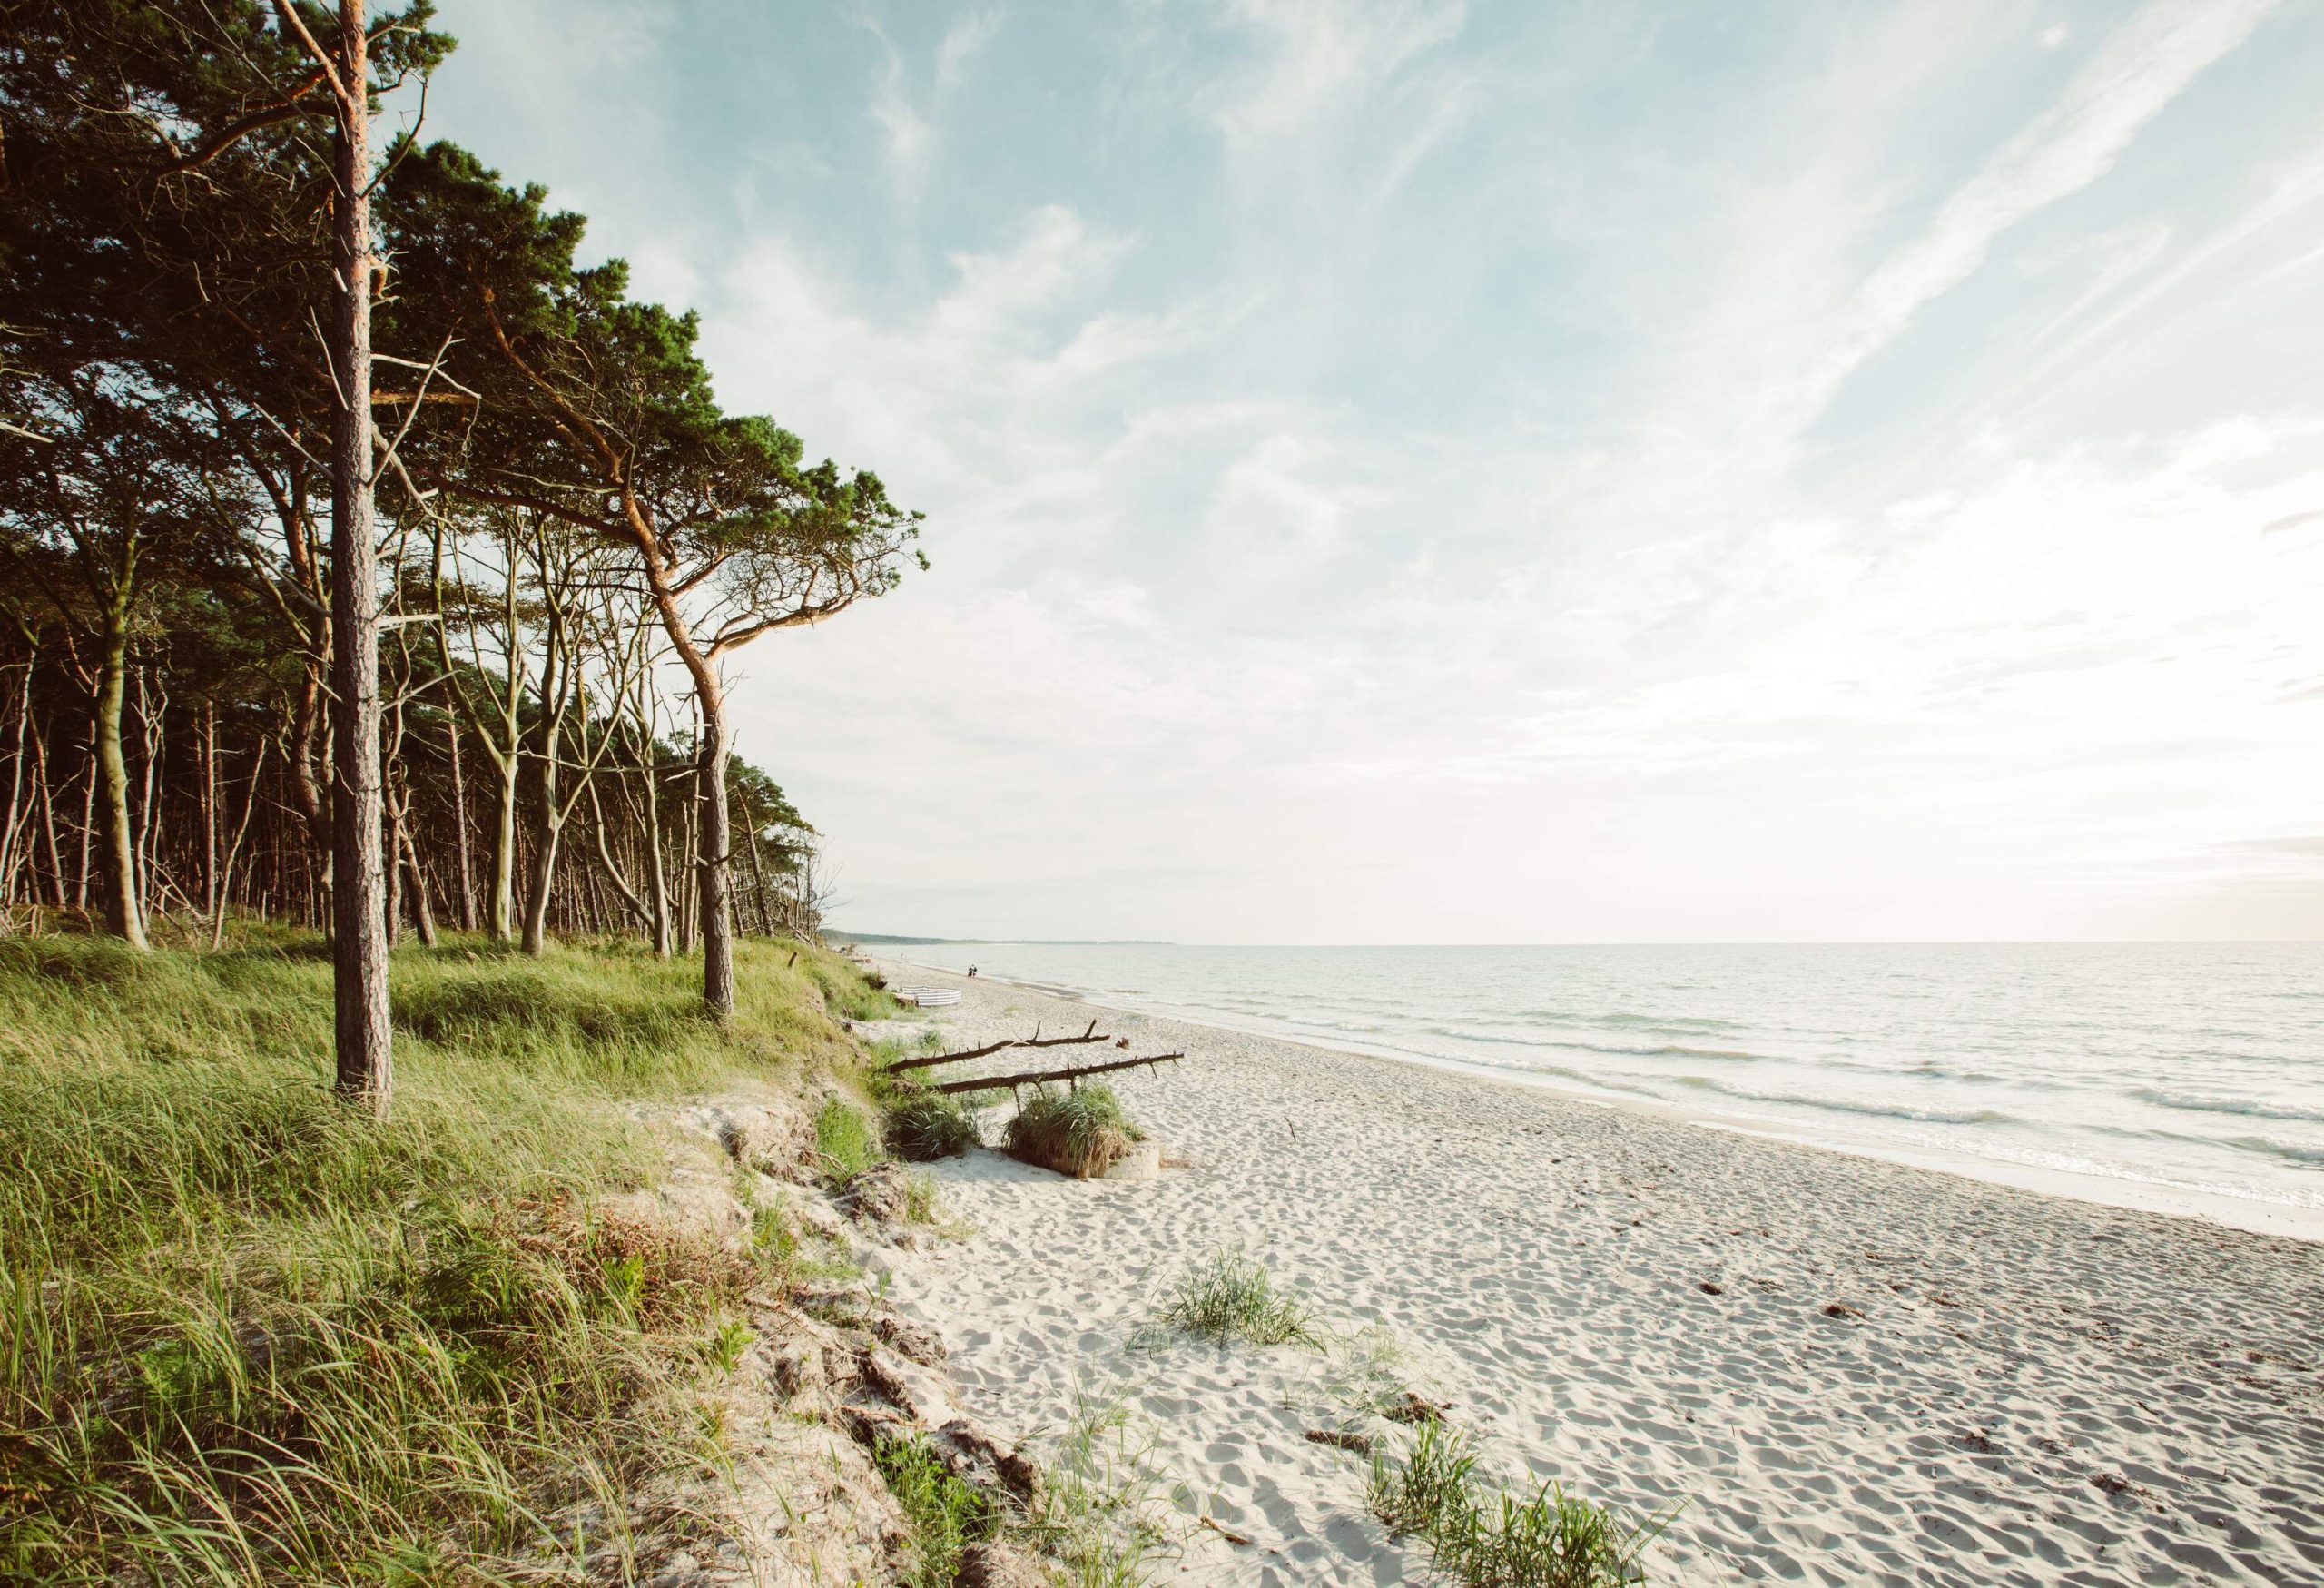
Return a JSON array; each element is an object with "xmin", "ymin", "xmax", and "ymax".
[
  {"xmin": 930, "ymin": 1051, "xmax": 1183, "ymax": 1096},
  {"xmin": 887, "ymin": 1019, "xmax": 1112, "ymax": 1075}
]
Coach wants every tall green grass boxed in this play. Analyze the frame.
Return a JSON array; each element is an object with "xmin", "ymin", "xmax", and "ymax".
[
  {"xmin": 0, "ymin": 929, "xmax": 888, "ymax": 1586},
  {"xmin": 1155, "ymin": 1247, "xmax": 1316, "ymax": 1348},
  {"xmin": 1001, "ymin": 1083, "xmax": 1141, "ymax": 1179},
  {"xmin": 1368, "ymin": 1422, "xmax": 1667, "ymax": 1588}
]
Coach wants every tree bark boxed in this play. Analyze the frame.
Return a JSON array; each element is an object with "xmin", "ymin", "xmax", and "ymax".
[
  {"xmin": 694, "ymin": 695, "xmax": 734, "ymax": 1014},
  {"xmin": 94, "ymin": 586, "xmax": 147, "ymax": 948},
  {"xmin": 642, "ymin": 752, "xmax": 671, "ymax": 957},
  {"xmin": 399, "ymin": 823, "xmax": 438, "ymax": 947},
  {"xmin": 322, "ymin": 0, "xmax": 390, "ymax": 1113},
  {"xmin": 202, "ymin": 701, "xmax": 219, "ymax": 918},
  {"xmin": 446, "ymin": 704, "xmax": 477, "ymax": 930}
]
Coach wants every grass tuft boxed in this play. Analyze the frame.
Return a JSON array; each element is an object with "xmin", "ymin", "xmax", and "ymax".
[
  {"xmin": 812, "ymin": 1095, "xmax": 883, "ymax": 1183},
  {"xmin": 1001, "ymin": 1083, "xmax": 1141, "ymax": 1179},
  {"xmin": 884, "ymin": 1088, "xmax": 981, "ymax": 1161},
  {"xmin": 1156, "ymin": 1246, "xmax": 1317, "ymax": 1348},
  {"xmin": 1367, "ymin": 1422, "xmax": 1667, "ymax": 1587}
]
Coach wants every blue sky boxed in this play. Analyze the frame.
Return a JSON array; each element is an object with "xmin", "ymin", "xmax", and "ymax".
[{"xmin": 423, "ymin": 0, "xmax": 2324, "ymax": 943}]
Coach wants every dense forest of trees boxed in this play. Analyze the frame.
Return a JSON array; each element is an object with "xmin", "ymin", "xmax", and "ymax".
[{"xmin": 0, "ymin": 3, "xmax": 922, "ymax": 1104}]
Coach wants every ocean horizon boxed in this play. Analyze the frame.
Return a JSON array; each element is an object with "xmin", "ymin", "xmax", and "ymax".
[{"xmin": 886, "ymin": 939, "xmax": 2324, "ymax": 1226}]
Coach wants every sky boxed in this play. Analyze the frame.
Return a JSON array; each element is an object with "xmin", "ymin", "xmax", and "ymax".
[{"xmin": 420, "ymin": 0, "xmax": 2324, "ymax": 945}]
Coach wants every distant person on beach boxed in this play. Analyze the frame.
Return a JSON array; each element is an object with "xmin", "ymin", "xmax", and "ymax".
[{"xmin": 967, "ymin": 965, "xmax": 980, "ymax": 978}]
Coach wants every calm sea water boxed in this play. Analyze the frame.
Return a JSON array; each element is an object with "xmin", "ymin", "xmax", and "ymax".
[{"xmin": 891, "ymin": 942, "xmax": 2324, "ymax": 1217}]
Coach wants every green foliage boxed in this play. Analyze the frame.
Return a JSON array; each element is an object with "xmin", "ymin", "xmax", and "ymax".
[
  {"xmin": 812, "ymin": 1096, "xmax": 882, "ymax": 1183},
  {"xmin": 1156, "ymin": 1247, "xmax": 1317, "ymax": 1349},
  {"xmin": 0, "ymin": 933, "xmax": 850, "ymax": 1586},
  {"xmin": 870, "ymin": 1431, "xmax": 999, "ymax": 1588},
  {"xmin": 1368, "ymin": 1424, "xmax": 1667, "ymax": 1588},
  {"xmin": 808, "ymin": 956, "xmax": 908, "ymax": 1021},
  {"xmin": 1002, "ymin": 1083, "xmax": 1141, "ymax": 1179},
  {"xmin": 885, "ymin": 1088, "xmax": 981, "ymax": 1161}
]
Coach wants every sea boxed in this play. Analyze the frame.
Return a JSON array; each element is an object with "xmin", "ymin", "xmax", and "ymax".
[{"xmin": 888, "ymin": 941, "xmax": 2324, "ymax": 1226}]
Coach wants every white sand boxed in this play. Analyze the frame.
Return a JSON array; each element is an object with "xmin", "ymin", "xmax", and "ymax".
[{"xmin": 872, "ymin": 962, "xmax": 2324, "ymax": 1587}]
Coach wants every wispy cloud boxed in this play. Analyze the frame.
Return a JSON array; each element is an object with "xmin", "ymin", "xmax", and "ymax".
[{"xmin": 427, "ymin": 0, "xmax": 2324, "ymax": 941}]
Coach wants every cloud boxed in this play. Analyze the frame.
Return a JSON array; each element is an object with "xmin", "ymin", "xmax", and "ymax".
[
  {"xmin": 424, "ymin": 0, "xmax": 2324, "ymax": 942},
  {"xmin": 1202, "ymin": 0, "xmax": 1467, "ymax": 149},
  {"xmin": 1799, "ymin": 0, "xmax": 2278, "ymax": 427}
]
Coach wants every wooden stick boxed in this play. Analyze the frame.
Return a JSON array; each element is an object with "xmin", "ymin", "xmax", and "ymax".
[
  {"xmin": 887, "ymin": 1019, "xmax": 1108, "ymax": 1074},
  {"xmin": 931, "ymin": 1051, "xmax": 1183, "ymax": 1095}
]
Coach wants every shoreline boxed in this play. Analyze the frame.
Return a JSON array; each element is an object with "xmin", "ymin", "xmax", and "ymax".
[
  {"xmin": 873, "ymin": 957, "xmax": 2324, "ymax": 1587},
  {"xmin": 886, "ymin": 952, "xmax": 2324, "ymax": 1246}
]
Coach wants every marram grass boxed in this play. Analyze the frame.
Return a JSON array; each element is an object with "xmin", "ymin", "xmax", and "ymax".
[
  {"xmin": 1368, "ymin": 1421, "xmax": 1669, "ymax": 1588},
  {"xmin": 0, "ymin": 928, "xmax": 891, "ymax": 1586},
  {"xmin": 1001, "ymin": 1082, "xmax": 1141, "ymax": 1179},
  {"xmin": 1156, "ymin": 1246, "xmax": 1316, "ymax": 1349}
]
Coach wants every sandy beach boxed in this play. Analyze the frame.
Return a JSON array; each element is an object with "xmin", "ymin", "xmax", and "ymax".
[{"xmin": 870, "ymin": 960, "xmax": 2324, "ymax": 1587}]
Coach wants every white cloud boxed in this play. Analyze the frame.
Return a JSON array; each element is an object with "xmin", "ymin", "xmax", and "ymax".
[{"xmin": 1802, "ymin": 0, "xmax": 2278, "ymax": 425}]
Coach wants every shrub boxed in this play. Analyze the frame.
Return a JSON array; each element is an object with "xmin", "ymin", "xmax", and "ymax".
[
  {"xmin": 812, "ymin": 1095, "xmax": 882, "ymax": 1182},
  {"xmin": 885, "ymin": 1088, "xmax": 981, "ymax": 1160},
  {"xmin": 1367, "ymin": 1422, "xmax": 1666, "ymax": 1587},
  {"xmin": 1001, "ymin": 1083, "xmax": 1140, "ymax": 1179}
]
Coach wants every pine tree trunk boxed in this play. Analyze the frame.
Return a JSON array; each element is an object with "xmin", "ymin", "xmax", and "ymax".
[
  {"xmin": 695, "ymin": 696, "xmax": 734, "ymax": 1017},
  {"xmin": 399, "ymin": 824, "xmax": 438, "ymax": 947},
  {"xmin": 94, "ymin": 589, "xmax": 147, "ymax": 948},
  {"xmin": 203, "ymin": 702, "xmax": 218, "ymax": 918},
  {"xmin": 447, "ymin": 708, "xmax": 477, "ymax": 930},
  {"xmin": 644, "ymin": 754, "xmax": 671, "ymax": 957},
  {"xmin": 326, "ymin": 0, "xmax": 390, "ymax": 1114}
]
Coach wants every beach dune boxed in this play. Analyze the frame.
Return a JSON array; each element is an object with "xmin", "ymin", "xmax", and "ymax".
[{"xmin": 876, "ymin": 961, "xmax": 2324, "ymax": 1587}]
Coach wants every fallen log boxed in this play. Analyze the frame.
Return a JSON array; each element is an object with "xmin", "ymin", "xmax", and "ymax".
[
  {"xmin": 930, "ymin": 1050, "xmax": 1184, "ymax": 1095},
  {"xmin": 887, "ymin": 1019, "xmax": 1111, "ymax": 1074}
]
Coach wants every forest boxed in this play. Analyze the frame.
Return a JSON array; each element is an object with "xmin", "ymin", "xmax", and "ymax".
[{"xmin": 0, "ymin": 1, "xmax": 922, "ymax": 1105}]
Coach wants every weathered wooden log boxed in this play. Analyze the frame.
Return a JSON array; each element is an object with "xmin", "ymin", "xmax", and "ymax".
[
  {"xmin": 930, "ymin": 1051, "xmax": 1184, "ymax": 1095},
  {"xmin": 887, "ymin": 1019, "xmax": 1110, "ymax": 1074}
]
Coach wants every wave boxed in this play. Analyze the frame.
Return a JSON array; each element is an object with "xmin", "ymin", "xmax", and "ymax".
[
  {"xmin": 2132, "ymin": 1089, "xmax": 2324, "ymax": 1125},
  {"xmin": 1674, "ymin": 1075, "xmax": 2015, "ymax": 1127},
  {"xmin": 2223, "ymin": 1136, "xmax": 2324, "ymax": 1168}
]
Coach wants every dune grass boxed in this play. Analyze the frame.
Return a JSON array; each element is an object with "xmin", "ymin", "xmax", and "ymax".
[
  {"xmin": 1368, "ymin": 1422, "xmax": 1666, "ymax": 1588},
  {"xmin": 812, "ymin": 1095, "xmax": 885, "ymax": 1184},
  {"xmin": 870, "ymin": 1429, "xmax": 1000, "ymax": 1588},
  {"xmin": 883, "ymin": 1087, "xmax": 981, "ymax": 1161},
  {"xmin": 0, "ymin": 927, "xmax": 889, "ymax": 1586},
  {"xmin": 1155, "ymin": 1246, "xmax": 1317, "ymax": 1348},
  {"xmin": 1001, "ymin": 1083, "xmax": 1141, "ymax": 1179}
]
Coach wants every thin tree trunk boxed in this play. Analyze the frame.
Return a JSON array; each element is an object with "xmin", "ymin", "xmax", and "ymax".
[
  {"xmin": 212, "ymin": 738, "xmax": 269, "ymax": 951},
  {"xmin": 383, "ymin": 781, "xmax": 401, "ymax": 949},
  {"xmin": 320, "ymin": 0, "xmax": 390, "ymax": 1112},
  {"xmin": 399, "ymin": 823, "xmax": 438, "ymax": 948},
  {"xmin": 446, "ymin": 705, "xmax": 477, "ymax": 930},
  {"xmin": 34, "ymin": 713, "xmax": 65, "ymax": 908},
  {"xmin": 94, "ymin": 587, "xmax": 146, "ymax": 948},
  {"xmin": 74, "ymin": 710, "xmax": 94, "ymax": 911},
  {"xmin": 0, "ymin": 663, "xmax": 28, "ymax": 905},
  {"xmin": 643, "ymin": 757, "xmax": 671, "ymax": 957},
  {"xmin": 694, "ymin": 698, "xmax": 734, "ymax": 1012},
  {"xmin": 587, "ymin": 775, "xmax": 655, "ymax": 933},
  {"xmin": 738, "ymin": 784, "xmax": 775, "ymax": 937},
  {"xmin": 133, "ymin": 667, "xmax": 161, "ymax": 927},
  {"xmin": 203, "ymin": 701, "xmax": 218, "ymax": 918}
]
